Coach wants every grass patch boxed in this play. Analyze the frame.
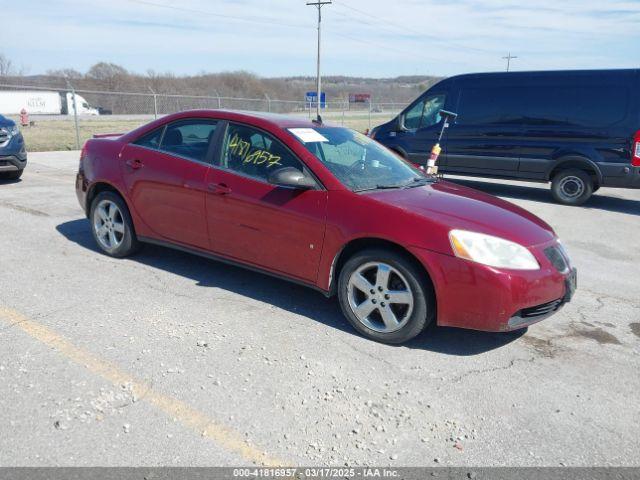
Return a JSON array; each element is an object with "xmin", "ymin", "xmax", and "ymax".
[{"xmin": 19, "ymin": 112, "xmax": 397, "ymax": 152}]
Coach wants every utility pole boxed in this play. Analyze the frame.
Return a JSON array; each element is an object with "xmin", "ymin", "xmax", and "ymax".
[
  {"xmin": 307, "ymin": 0, "xmax": 331, "ymax": 122},
  {"xmin": 66, "ymin": 79, "xmax": 80, "ymax": 150},
  {"xmin": 502, "ymin": 52, "xmax": 518, "ymax": 72}
]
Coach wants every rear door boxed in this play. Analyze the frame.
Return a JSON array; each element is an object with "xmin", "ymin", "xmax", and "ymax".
[
  {"xmin": 205, "ymin": 122, "xmax": 328, "ymax": 283},
  {"xmin": 445, "ymin": 83, "xmax": 523, "ymax": 175},
  {"xmin": 517, "ymin": 73, "xmax": 635, "ymax": 180},
  {"xmin": 120, "ymin": 118, "xmax": 219, "ymax": 249}
]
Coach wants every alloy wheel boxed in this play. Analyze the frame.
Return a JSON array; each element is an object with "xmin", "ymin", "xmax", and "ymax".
[
  {"xmin": 347, "ymin": 262, "xmax": 414, "ymax": 333},
  {"xmin": 93, "ymin": 199, "xmax": 125, "ymax": 251}
]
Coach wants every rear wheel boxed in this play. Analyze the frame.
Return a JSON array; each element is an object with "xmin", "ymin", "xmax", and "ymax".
[
  {"xmin": 338, "ymin": 249, "xmax": 433, "ymax": 344},
  {"xmin": 551, "ymin": 169, "xmax": 593, "ymax": 206},
  {"xmin": 89, "ymin": 191, "xmax": 139, "ymax": 257},
  {"xmin": 0, "ymin": 169, "xmax": 23, "ymax": 180}
]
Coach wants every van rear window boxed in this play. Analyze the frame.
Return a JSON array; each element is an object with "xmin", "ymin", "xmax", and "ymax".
[{"xmin": 457, "ymin": 85, "xmax": 629, "ymax": 128}]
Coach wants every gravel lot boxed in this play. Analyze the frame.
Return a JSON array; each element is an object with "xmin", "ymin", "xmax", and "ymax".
[{"xmin": 0, "ymin": 151, "xmax": 639, "ymax": 467}]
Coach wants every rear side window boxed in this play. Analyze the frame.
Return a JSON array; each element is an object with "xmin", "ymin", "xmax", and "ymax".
[
  {"xmin": 521, "ymin": 86, "xmax": 629, "ymax": 128},
  {"xmin": 458, "ymin": 84, "xmax": 630, "ymax": 128},
  {"xmin": 456, "ymin": 87, "xmax": 521, "ymax": 125},
  {"xmin": 134, "ymin": 127, "xmax": 164, "ymax": 149},
  {"xmin": 219, "ymin": 123, "xmax": 306, "ymax": 182},
  {"xmin": 159, "ymin": 119, "xmax": 218, "ymax": 163}
]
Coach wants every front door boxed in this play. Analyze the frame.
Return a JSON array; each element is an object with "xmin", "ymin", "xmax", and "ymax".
[
  {"xmin": 120, "ymin": 119, "xmax": 219, "ymax": 249},
  {"xmin": 395, "ymin": 93, "xmax": 448, "ymax": 167},
  {"xmin": 205, "ymin": 122, "xmax": 328, "ymax": 283}
]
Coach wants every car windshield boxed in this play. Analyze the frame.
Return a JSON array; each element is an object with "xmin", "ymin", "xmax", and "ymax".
[{"xmin": 287, "ymin": 126, "xmax": 431, "ymax": 192}]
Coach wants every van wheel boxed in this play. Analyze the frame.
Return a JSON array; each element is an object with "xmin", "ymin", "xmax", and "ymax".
[
  {"xmin": 337, "ymin": 249, "xmax": 434, "ymax": 344},
  {"xmin": 89, "ymin": 191, "xmax": 139, "ymax": 257},
  {"xmin": 551, "ymin": 169, "xmax": 593, "ymax": 206}
]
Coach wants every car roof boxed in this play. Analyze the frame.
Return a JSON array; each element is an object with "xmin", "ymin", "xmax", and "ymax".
[
  {"xmin": 178, "ymin": 109, "xmax": 335, "ymax": 129},
  {"xmin": 449, "ymin": 68, "xmax": 640, "ymax": 83},
  {"xmin": 120, "ymin": 109, "xmax": 343, "ymax": 145}
]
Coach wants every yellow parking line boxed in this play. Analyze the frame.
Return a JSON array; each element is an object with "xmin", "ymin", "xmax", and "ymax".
[{"xmin": 0, "ymin": 307, "xmax": 284, "ymax": 467}]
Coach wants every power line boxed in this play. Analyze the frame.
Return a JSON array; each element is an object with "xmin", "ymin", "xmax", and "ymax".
[
  {"xmin": 126, "ymin": 0, "xmax": 447, "ymax": 66},
  {"xmin": 124, "ymin": 0, "xmax": 457, "ymax": 69},
  {"xmin": 331, "ymin": 0, "xmax": 497, "ymax": 54},
  {"xmin": 126, "ymin": 0, "xmax": 312, "ymax": 30}
]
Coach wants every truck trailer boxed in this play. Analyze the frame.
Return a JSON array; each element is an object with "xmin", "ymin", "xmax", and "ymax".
[{"xmin": 0, "ymin": 90, "xmax": 100, "ymax": 116}]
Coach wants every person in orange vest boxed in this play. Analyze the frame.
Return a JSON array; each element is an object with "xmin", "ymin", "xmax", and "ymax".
[{"xmin": 19, "ymin": 108, "xmax": 29, "ymax": 127}]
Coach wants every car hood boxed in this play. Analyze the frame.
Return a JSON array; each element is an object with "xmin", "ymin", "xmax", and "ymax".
[{"xmin": 366, "ymin": 180, "xmax": 556, "ymax": 247}]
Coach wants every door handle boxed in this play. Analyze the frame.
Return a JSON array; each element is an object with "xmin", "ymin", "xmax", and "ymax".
[
  {"xmin": 126, "ymin": 158, "xmax": 143, "ymax": 170},
  {"xmin": 207, "ymin": 182, "xmax": 231, "ymax": 195}
]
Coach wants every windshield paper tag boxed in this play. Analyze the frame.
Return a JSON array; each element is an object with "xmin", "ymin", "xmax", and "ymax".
[{"xmin": 288, "ymin": 128, "xmax": 328, "ymax": 143}]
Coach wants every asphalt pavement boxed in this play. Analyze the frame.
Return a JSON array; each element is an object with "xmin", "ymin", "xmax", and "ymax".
[{"xmin": 0, "ymin": 151, "xmax": 638, "ymax": 467}]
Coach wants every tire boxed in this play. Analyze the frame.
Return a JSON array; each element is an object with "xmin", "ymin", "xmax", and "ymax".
[
  {"xmin": 0, "ymin": 169, "xmax": 23, "ymax": 181},
  {"xmin": 593, "ymin": 184, "xmax": 601, "ymax": 193},
  {"xmin": 89, "ymin": 191, "xmax": 139, "ymax": 257},
  {"xmin": 337, "ymin": 248, "xmax": 434, "ymax": 344},
  {"xmin": 551, "ymin": 169, "xmax": 593, "ymax": 206}
]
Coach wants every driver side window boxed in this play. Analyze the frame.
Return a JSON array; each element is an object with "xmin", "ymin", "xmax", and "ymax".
[
  {"xmin": 219, "ymin": 123, "xmax": 305, "ymax": 182},
  {"xmin": 403, "ymin": 94, "xmax": 446, "ymax": 130}
]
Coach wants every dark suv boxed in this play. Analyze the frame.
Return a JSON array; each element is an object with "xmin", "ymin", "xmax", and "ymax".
[
  {"xmin": 0, "ymin": 115, "xmax": 27, "ymax": 181},
  {"xmin": 370, "ymin": 69, "xmax": 640, "ymax": 205}
]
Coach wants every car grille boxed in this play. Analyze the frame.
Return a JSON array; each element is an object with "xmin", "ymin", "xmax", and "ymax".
[
  {"xmin": 544, "ymin": 245, "xmax": 568, "ymax": 273},
  {"xmin": 518, "ymin": 298, "xmax": 564, "ymax": 319}
]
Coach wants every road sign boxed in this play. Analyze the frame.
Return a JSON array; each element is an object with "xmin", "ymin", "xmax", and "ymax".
[
  {"xmin": 305, "ymin": 91, "xmax": 326, "ymax": 108},
  {"xmin": 349, "ymin": 93, "xmax": 371, "ymax": 103}
]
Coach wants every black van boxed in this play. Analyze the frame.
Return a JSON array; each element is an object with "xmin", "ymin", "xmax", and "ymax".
[{"xmin": 370, "ymin": 69, "xmax": 640, "ymax": 205}]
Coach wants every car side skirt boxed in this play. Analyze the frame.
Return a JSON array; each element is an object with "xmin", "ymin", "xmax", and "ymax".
[{"xmin": 138, "ymin": 236, "xmax": 331, "ymax": 297}]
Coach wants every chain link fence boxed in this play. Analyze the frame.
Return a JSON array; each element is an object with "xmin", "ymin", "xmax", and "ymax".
[{"xmin": 0, "ymin": 83, "xmax": 407, "ymax": 151}]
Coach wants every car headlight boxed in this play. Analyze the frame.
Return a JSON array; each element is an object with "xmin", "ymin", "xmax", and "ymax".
[
  {"xmin": 449, "ymin": 229, "xmax": 540, "ymax": 270},
  {"xmin": 2, "ymin": 125, "xmax": 19, "ymax": 137}
]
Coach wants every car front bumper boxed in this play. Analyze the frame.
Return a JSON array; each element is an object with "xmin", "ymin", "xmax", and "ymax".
[
  {"xmin": 409, "ymin": 242, "xmax": 573, "ymax": 332},
  {"xmin": 0, "ymin": 152, "xmax": 27, "ymax": 172}
]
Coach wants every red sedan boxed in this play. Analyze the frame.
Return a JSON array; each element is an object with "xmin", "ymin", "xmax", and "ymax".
[{"xmin": 75, "ymin": 110, "xmax": 576, "ymax": 344}]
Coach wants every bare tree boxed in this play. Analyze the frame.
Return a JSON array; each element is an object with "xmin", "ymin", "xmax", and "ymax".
[
  {"xmin": 0, "ymin": 53, "xmax": 16, "ymax": 77},
  {"xmin": 86, "ymin": 62, "xmax": 130, "ymax": 91},
  {"xmin": 46, "ymin": 68, "xmax": 83, "ymax": 80}
]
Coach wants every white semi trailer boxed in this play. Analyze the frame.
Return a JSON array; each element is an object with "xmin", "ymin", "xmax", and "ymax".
[{"xmin": 0, "ymin": 90, "xmax": 100, "ymax": 115}]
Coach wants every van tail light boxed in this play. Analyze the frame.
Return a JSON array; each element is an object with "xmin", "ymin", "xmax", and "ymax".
[{"xmin": 633, "ymin": 130, "xmax": 640, "ymax": 167}]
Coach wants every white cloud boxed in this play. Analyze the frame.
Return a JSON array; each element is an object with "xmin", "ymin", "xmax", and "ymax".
[{"xmin": 4, "ymin": 0, "xmax": 640, "ymax": 76}]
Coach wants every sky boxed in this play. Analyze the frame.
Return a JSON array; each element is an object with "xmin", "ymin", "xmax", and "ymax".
[{"xmin": 3, "ymin": 0, "xmax": 640, "ymax": 78}]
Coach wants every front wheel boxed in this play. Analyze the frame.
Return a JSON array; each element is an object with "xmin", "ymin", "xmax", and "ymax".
[
  {"xmin": 338, "ymin": 249, "xmax": 434, "ymax": 344},
  {"xmin": 89, "ymin": 191, "xmax": 139, "ymax": 257},
  {"xmin": 551, "ymin": 169, "xmax": 593, "ymax": 206}
]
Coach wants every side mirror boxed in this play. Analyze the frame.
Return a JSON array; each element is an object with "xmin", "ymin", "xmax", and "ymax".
[
  {"xmin": 268, "ymin": 167, "xmax": 316, "ymax": 190},
  {"xmin": 395, "ymin": 115, "xmax": 408, "ymax": 132}
]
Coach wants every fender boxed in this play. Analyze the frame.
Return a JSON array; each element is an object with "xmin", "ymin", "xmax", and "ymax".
[
  {"xmin": 85, "ymin": 179, "xmax": 130, "ymax": 214},
  {"xmin": 83, "ymin": 178, "xmax": 153, "ymax": 239},
  {"xmin": 323, "ymin": 234, "xmax": 439, "ymax": 296},
  {"xmin": 545, "ymin": 155, "xmax": 603, "ymax": 184}
]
